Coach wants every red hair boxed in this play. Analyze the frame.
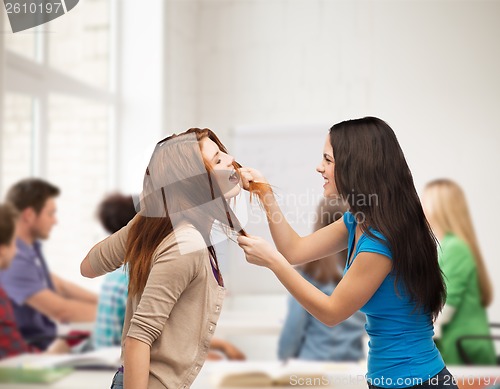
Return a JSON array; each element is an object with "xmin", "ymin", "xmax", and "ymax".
[{"xmin": 124, "ymin": 128, "xmax": 270, "ymax": 296}]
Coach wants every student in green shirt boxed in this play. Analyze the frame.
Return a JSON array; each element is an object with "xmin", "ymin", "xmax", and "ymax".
[{"xmin": 423, "ymin": 179, "xmax": 496, "ymax": 365}]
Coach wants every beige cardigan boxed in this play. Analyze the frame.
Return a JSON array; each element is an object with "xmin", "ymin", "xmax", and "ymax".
[{"xmin": 87, "ymin": 220, "xmax": 225, "ymax": 389}]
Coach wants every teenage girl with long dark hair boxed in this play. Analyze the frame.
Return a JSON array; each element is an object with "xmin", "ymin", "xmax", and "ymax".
[{"xmin": 238, "ymin": 117, "xmax": 458, "ymax": 389}]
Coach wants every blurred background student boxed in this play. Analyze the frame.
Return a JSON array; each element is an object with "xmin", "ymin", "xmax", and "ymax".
[
  {"xmin": 422, "ymin": 179, "xmax": 496, "ymax": 365},
  {"xmin": 0, "ymin": 203, "xmax": 68, "ymax": 359},
  {"xmin": 90, "ymin": 192, "xmax": 245, "ymax": 361},
  {"xmin": 278, "ymin": 198, "xmax": 366, "ymax": 362},
  {"xmin": 91, "ymin": 193, "xmax": 136, "ymax": 349},
  {"xmin": 0, "ymin": 178, "xmax": 97, "ymax": 350}
]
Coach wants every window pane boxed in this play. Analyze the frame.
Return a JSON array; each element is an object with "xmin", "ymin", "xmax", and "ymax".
[
  {"xmin": 2, "ymin": 10, "xmax": 38, "ymax": 61},
  {"xmin": 1, "ymin": 94, "xmax": 34, "ymax": 196},
  {"xmin": 45, "ymin": 94, "xmax": 110, "ymax": 285},
  {"xmin": 48, "ymin": 0, "xmax": 111, "ymax": 89}
]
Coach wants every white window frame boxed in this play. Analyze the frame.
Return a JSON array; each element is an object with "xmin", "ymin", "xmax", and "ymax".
[{"xmin": 0, "ymin": 0, "xmax": 120, "ymax": 194}]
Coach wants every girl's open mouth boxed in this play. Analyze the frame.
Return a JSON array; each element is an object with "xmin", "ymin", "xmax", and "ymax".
[{"xmin": 229, "ymin": 169, "xmax": 240, "ymax": 184}]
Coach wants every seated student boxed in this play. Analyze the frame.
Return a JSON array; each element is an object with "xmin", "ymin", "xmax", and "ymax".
[
  {"xmin": 0, "ymin": 179, "xmax": 98, "ymax": 350},
  {"xmin": 0, "ymin": 203, "xmax": 68, "ymax": 359},
  {"xmin": 92, "ymin": 193, "xmax": 136, "ymax": 349},
  {"xmin": 422, "ymin": 179, "xmax": 496, "ymax": 365},
  {"xmin": 92, "ymin": 192, "xmax": 245, "ymax": 360},
  {"xmin": 278, "ymin": 198, "xmax": 365, "ymax": 361}
]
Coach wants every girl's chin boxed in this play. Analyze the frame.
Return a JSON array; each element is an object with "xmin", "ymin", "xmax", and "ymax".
[
  {"xmin": 323, "ymin": 188, "xmax": 338, "ymax": 198},
  {"xmin": 224, "ymin": 184, "xmax": 241, "ymax": 199}
]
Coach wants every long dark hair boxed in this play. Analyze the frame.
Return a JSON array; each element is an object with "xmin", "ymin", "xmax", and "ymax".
[
  {"xmin": 330, "ymin": 117, "xmax": 446, "ymax": 319},
  {"xmin": 124, "ymin": 128, "xmax": 246, "ymax": 296}
]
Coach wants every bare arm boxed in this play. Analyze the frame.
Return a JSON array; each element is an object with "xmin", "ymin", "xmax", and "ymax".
[
  {"xmin": 272, "ymin": 252, "xmax": 391, "ymax": 326},
  {"xmin": 240, "ymin": 168, "xmax": 349, "ymax": 265},
  {"xmin": 124, "ymin": 337, "xmax": 150, "ymax": 389},
  {"xmin": 209, "ymin": 338, "xmax": 246, "ymax": 360},
  {"xmin": 51, "ymin": 273, "xmax": 98, "ymax": 303},
  {"xmin": 25, "ymin": 289, "xmax": 97, "ymax": 323},
  {"xmin": 238, "ymin": 235, "xmax": 392, "ymax": 326},
  {"xmin": 262, "ymin": 191, "xmax": 349, "ymax": 264},
  {"xmin": 44, "ymin": 338, "xmax": 71, "ymax": 354}
]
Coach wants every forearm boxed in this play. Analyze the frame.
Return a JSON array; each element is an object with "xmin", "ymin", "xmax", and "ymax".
[
  {"xmin": 209, "ymin": 338, "xmax": 225, "ymax": 351},
  {"xmin": 59, "ymin": 279, "xmax": 98, "ymax": 303},
  {"xmin": 124, "ymin": 337, "xmax": 150, "ymax": 389},
  {"xmin": 270, "ymin": 257, "xmax": 337, "ymax": 326},
  {"xmin": 57, "ymin": 300, "xmax": 97, "ymax": 323},
  {"xmin": 261, "ymin": 192, "xmax": 302, "ymax": 261},
  {"xmin": 209, "ymin": 338, "xmax": 246, "ymax": 360},
  {"xmin": 44, "ymin": 338, "xmax": 70, "ymax": 354}
]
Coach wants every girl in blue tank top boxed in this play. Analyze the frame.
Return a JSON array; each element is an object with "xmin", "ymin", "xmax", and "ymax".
[{"xmin": 237, "ymin": 117, "xmax": 458, "ymax": 389}]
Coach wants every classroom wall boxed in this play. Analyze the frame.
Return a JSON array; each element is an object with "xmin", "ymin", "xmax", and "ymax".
[
  {"xmin": 117, "ymin": 0, "xmax": 166, "ymax": 194},
  {"xmin": 191, "ymin": 0, "xmax": 500, "ymax": 322},
  {"xmin": 119, "ymin": 0, "xmax": 201, "ymax": 192},
  {"xmin": 163, "ymin": 0, "xmax": 201, "ymax": 133},
  {"xmin": 3, "ymin": 0, "xmax": 498, "ymax": 359}
]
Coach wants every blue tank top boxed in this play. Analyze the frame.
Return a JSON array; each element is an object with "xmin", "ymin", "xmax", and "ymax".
[{"xmin": 343, "ymin": 212, "xmax": 444, "ymax": 388}]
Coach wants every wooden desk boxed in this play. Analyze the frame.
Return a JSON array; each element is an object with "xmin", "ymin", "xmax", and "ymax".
[
  {"xmin": 1, "ymin": 363, "xmax": 498, "ymax": 389},
  {"xmin": 0, "ymin": 361, "xmax": 367, "ymax": 389}
]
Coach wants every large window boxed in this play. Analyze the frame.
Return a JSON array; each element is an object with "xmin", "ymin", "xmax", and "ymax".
[
  {"xmin": 1, "ymin": 94, "xmax": 35, "ymax": 190},
  {"xmin": 48, "ymin": 0, "xmax": 111, "ymax": 88},
  {"xmin": 45, "ymin": 94, "xmax": 111, "ymax": 272},
  {"xmin": 2, "ymin": 11, "xmax": 39, "ymax": 61},
  {"xmin": 1, "ymin": 0, "xmax": 118, "ymax": 288}
]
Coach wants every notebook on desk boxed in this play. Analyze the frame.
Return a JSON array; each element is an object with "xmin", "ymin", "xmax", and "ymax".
[
  {"xmin": 210, "ymin": 360, "xmax": 339, "ymax": 387},
  {"xmin": 0, "ymin": 347, "xmax": 121, "ymax": 384},
  {"xmin": 0, "ymin": 356, "xmax": 72, "ymax": 385},
  {"xmin": 0, "ymin": 365, "xmax": 72, "ymax": 384}
]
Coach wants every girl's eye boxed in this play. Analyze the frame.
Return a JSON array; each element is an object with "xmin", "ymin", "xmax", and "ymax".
[{"xmin": 216, "ymin": 159, "xmax": 222, "ymax": 164}]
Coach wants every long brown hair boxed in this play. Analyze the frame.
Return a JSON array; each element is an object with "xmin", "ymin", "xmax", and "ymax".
[
  {"xmin": 124, "ymin": 128, "xmax": 246, "ymax": 296},
  {"xmin": 330, "ymin": 117, "xmax": 446, "ymax": 320},
  {"xmin": 301, "ymin": 198, "xmax": 348, "ymax": 284},
  {"xmin": 0, "ymin": 203, "xmax": 19, "ymax": 245},
  {"xmin": 424, "ymin": 179, "xmax": 493, "ymax": 307}
]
